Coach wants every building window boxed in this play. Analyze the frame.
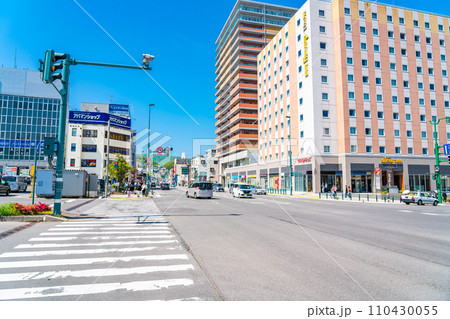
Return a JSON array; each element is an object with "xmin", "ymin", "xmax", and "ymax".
[
  {"xmin": 373, "ymin": 28, "xmax": 379, "ymax": 36},
  {"xmin": 425, "ymin": 22, "xmax": 430, "ymax": 29},
  {"xmin": 70, "ymin": 159, "xmax": 75, "ymax": 167},
  {"xmin": 363, "ymin": 93, "xmax": 370, "ymax": 100},
  {"xmin": 346, "ymin": 40, "xmax": 352, "ymax": 48},
  {"xmin": 421, "ymin": 131, "xmax": 427, "ymax": 138},
  {"xmin": 364, "ymin": 110, "xmax": 370, "ymax": 118},
  {"xmin": 320, "ymin": 42, "xmax": 327, "ymax": 49},
  {"xmin": 406, "ymin": 130, "xmax": 412, "ymax": 137},
  {"xmin": 344, "ymin": 7, "xmax": 350, "ymax": 15},
  {"xmin": 374, "ymin": 44, "xmax": 379, "ymax": 52},
  {"xmin": 399, "ymin": 17, "xmax": 404, "ymax": 24},
  {"xmin": 322, "ymin": 110, "xmax": 329, "ymax": 118},
  {"xmin": 365, "ymin": 128, "xmax": 371, "ymax": 136},
  {"xmin": 359, "ymin": 10, "xmax": 364, "ymax": 17},
  {"xmin": 348, "ymin": 92, "xmax": 355, "ymax": 99},
  {"xmin": 377, "ymin": 111, "xmax": 384, "ymax": 119},
  {"xmin": 394, "ymin": 130, "xmax": 400, "ymax": 137},
  {"xmin": 321, "ymin": 76, "xmax": 328, "ymax": 83},
  {"xmin": 413, "ymin": 20, "xmax": 419, "ymax": 27},
  {"xmin": 349, "ymin": 109, "xmax": 356, "ymax": 117},
  {"xmin": 405, "ymin": 113, "xmax": 411, "ymax": 121},
  {"xmin": 395, "ymin": 147, "xmax": 401, "ymax": 154},
  {"xmin": 393, "ymin": 112, "xmax": 399, "ymax": 120},
  {"xmin": 348, "ymin": 74, "xmax": 354, "ymax": 82},
  {"xmin": 319, "ymin": 26, "xmax": 326, "ymax": 33},
  {"xmin": 347, "ymin": 57, "xmax": 353, "ymax": 65},
  {"xmin": 366, "ymin": 146, "xmax": 372, "ymax": 153},
  {"xmin": 422, "ymin": 148, "xmax": 428, "ymax": 155},
  {"xmin": 323, "ymin": 128, "xmax": 330, "ymax": 135},
  {"xmin": 71, "ymin": 143, "xmax": 76, "ymax": 152},
  {"xmin": 408, "ymin": 147, "xmax": 413, "ymax": 154},
  {"xmin": 379, "ymin": 146, "xmax": 385, "ymax": 153},
  {"xmin": 362, "ymin": 59, "xmax": 368, "ymax": 67},
  {"xmin": 351, "ymin": 145, "xmax": 357, "ymax": 153},
  {"xmin": 372, "ymin": 12, "xmax": 378, "ymax": 19},
  {"xmin": 319, "ymin": 10, "xmax": 325, "ymax": 17},
  {"xmin": 360, "ymin": 26, "xmax": 366, "ymax": 34},
  {"xmin": 345, "ymin": 24, "xmax": 351, "ymax": 31},
  {"xmin": 387, "ymin": 15, "xmax": 392, "ymax": 22},
  {"xmin": 362, "ymin": 76, "xmax": 369, "ymax": 83},
  {"xmin": 350, "ymin": 127, "xmax": 356, "ymax": 135},
  {"xmin": 321, "ymin": 59, "xmax": 327, "ymax": 66},
  {"xmin": 72, "ymin": 128, "xmax": 77, "ymax": 136},
  {"xmin": 324, "ymin": 146, "xmax": 330, "ymax": 153},
  {"xmin": 378, "ymin": 129, "xmax": 385, "ymax": 136},
  {"xmin": 322, "ymin": 93, "xmax": 329, "ymax": 100}
]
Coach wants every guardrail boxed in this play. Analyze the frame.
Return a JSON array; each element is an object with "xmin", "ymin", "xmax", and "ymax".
[
  {"xmin": 318, "ymin": 192, "xmax": 403, "ymax": 203},
  {"xmin": 267, "ymin": 188, "xmax": 287, "ymax": 195}
]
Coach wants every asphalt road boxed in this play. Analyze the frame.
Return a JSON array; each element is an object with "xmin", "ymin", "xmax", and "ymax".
[{"xmin": 151, "ymin": 188, "xmax": 450, "ymax": 301}]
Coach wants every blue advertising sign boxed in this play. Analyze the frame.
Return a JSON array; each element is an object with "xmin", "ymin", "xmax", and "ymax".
[
  {"xmin": 444, "ymin": 144, "xmax": 450, "ymax": 156},
  {"xmin": 0, "ymin": 139, "xmax": 43, "ymax": 148},
  {"xmin": 69, "ymin": 111, "xmax": 131, "ymax": 130},
  {"xmin": 109, "ymin": 104, "xmax": 129, "ymax": 116}
]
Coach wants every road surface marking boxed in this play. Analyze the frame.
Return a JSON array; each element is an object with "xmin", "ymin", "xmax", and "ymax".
[
  {"xmin": 397, "ymin": 209, "xmax": 413, "ymax": 213},
  {"xmin": 17, "ymin": 238, "xmax": 176, "ymax": 249},
  {"xmin": 55, "ymin": 223, "xmax": 167, "ymax": 227},
  {"xmin": 0, "ymin": 254, "xmax": 188, "ymax": 269},
  {"xmin": 0, "ymin": 246, "xmax": 172, "ymax": 258},
  {"xmin": 47, "ymin": 226, "xmax": 169, "ymax": 231},
  {"xmin": 421, "ymin": 213, "xmax": 440, "ymax": 216},
  {"xmin": 0, "ymin": 278, "xmax": 193, "ymax": 300},
  {"xmin": 39, "ymin": 230, "xmax": 171, "ymax": 236},
  {"xmin": 0, "ymin": 264, "xmax": 194, "ymax": 282},
  {"xmin": 29, "ymin": 237, "xmax": 78, "ymax": 242},
  {"xmin": 65, "ymin": 199, "xmax": 77, "ymax": 203}
]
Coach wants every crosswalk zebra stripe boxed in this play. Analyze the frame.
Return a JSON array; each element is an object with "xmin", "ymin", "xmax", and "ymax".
[
  {"xmin": 0, "ymin": 264, "xmax": 194, "ymax": 282},
  {"xmin": 54, "ymin": 223, "xmax": 168, "ymax": 227},
  {"xmin": 47, "ymin": 226, "xmax": 169, "ymax": 231},
  {"xmin": 16, "ymin": 238, "xmax": 176, "ymax": 249},
  {"xmin": 0, "ymin": 246, "xmax": 180, "ymax": 258},
  {"xmin": 0, "ymin": 278, "xmax": 194, "ymax": 300},
  {"xmin": 40, "ymin": 231, "xmax": 171, "ymax": 235},
  {"xmin": 0, "ymin": 254, "xmax": 188, "ymax": 269},
  {"xmin": 28, "ymin": 235, "xmax": 174, "ymax": 241}
]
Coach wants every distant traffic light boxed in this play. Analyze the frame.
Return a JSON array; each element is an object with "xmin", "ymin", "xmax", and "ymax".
[
  {"xmin": 43, "ymin": 137, "xmax": 58, "ymax": 156},
  {"xmin": 448, "ymin": 156, "xmax": 450, "ymax": 164},
  {"xmin": 114, "ymin": 161, "xmax": 118, "ymax": 169},
  {"xmin": 42, "ymin": 50, "xmax": 67, "ymax": 83}
]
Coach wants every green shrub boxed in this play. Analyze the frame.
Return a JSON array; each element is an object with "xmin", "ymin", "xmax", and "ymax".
[{"xmin": 0, "ymin": 203, "xmax": 19, "ymax": 216}]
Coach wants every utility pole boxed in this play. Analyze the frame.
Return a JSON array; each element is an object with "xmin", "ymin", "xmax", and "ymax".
[
  {"xmin": 31, "ymin": 142, "xmax": 41, "ymax": 205},
  {"xmin": 40, "ymin": 50, "xmax": 153, "ymax": 215},
  {"xmin": 430, "ymin": 116, "xmax": 450, "ymax": 204},
  {"xmin": 105, "ymin": 119, "xmax": 111, "ymax": 198},
  {"xmin": 286, "ymin": 114, "xmax": 293, "ymax": 196}
]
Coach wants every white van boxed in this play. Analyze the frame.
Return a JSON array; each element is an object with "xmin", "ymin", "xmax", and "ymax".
[
  {"xmin": 232, "ymin": 183, "xmax": 253, "ymax": 198},
  {"xmin": 2, "ymin": 175, "xmax": 27, "ymax": 192}
]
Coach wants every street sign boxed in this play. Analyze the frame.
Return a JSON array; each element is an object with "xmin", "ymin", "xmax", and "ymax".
[
  {"xmin": 435, "ymin": 165, "xmax": 440, "ymax": 172},
  {"xmin": 156, "ymin": 147, "xmax": 164, "ymax": 154},
  {"xmin": 375, "ymin": 168, "xmax": 381, "ymax": 175},
  {"xmin": 443, "ymin": 144, "xmax": 450, "ymax": 155}
]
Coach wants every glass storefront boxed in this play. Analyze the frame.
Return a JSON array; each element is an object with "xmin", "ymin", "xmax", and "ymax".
[
  {"xmin": 260, "ymin": 175, "xmax": 267, "ymax": 189},
  {"xmin": 295, "ymin": 173, "xmax": 312, "ymax": 192},
  {"xmin": 409, "ymin": 174, "xmax": 430, "ymax": 191},
  {"xmin": 320, "ymin": 172, "xmax": 342, "ymax": 192},
  {"xmin": 269, "ymin": 174, "xmax": 280, "ymax": 189},
  {"xmin": 442, "ymin": 175, "xmax": 450, "ymax": 192},
  {"xmin": 351, "ymin": 173, "xmax": 372, "ymax": 193}
]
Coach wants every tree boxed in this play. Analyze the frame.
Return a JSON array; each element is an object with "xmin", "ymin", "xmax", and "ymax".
[
  {"xmin": 163, "ymin": 160, "xmax": 174, "ymax": 171},
  {"xmin": 106, "ymin": 154, "xmax": 134, "ymax": 187}
]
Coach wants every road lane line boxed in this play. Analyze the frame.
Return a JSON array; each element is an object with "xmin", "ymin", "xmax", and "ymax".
[
  {"xmin": 28, "ymin": 235, "xmax": 175, "ymax": 242},
  {"xmin": 39, "ymin": 231, "xmax": 171, "ymax": 235},
  {"xmin": 0, "ymin": 264, "xmax": 194, "ymax": 282},
  {"xmin": 0, "ymin": 254, "xmax": 188, "ymax": 269},
  {"xmin": 0, "ymin": 246, "xmax": 175, "ymax": 258},
  {"xmin": 29, "ymin": 237, "xmax": 78, "ymax": 242},
  {"xmin": 0, "ymin": 278, "xmax": 193, "ymax": 300}
]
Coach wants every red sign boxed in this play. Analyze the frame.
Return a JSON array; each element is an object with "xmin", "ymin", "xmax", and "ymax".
[
  {"xmin": 156, "ymin": 147, "xmax": 164, "ymax": 154},
  {"xmin": 297, "ymin": 157, "xmax": 312, "ymax": 163},
  {"xmin": 375, "ymin": 168, "xmax": 381, "ymax": 175}
]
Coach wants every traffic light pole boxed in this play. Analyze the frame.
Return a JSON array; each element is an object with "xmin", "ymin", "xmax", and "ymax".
[
  {"xmin": 53, "ymin": 56, "xmax": 71, "ymax": 216},
  {"xmin": 432, "ymin": 120, "xmax": 442, "ymax": 204},
  {"xmin": 40, "ymin": 50, "xmax": 152, "ymax": 216}
]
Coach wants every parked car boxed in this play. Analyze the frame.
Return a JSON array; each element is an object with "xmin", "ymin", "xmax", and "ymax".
[
  {"xmin": 186, "ymin": 182, "xmax": 213, "ymax": 199},
  {"xmin": 0, "ymin": 178, "xmax": 11, "ymax": 196},
  {"xmin": 2, "ymin": 175, "xmax": 27, "ymax": 192},
  {"xmin": 213, "ymin": 183, "xmax": 224, "ymax": 192},
  {"xmin": 401, "ymin": 191, "xmax": 438, "ymax": 206},
  {"xmin": 250, "ymin": 185, "xmax": 267, "ymax": 195},
  {"xmin": 232, "ymin": 183, "xmax": 253, "ymax": 198},
  {"xmin": 161, "ymin": 183, "xmax": 170, "ymax": 190}
]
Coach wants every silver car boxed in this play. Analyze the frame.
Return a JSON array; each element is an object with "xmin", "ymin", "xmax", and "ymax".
[
  {"xmin": 2, "ymin": 175, "xmax": 27, "ymax": 192},
  {"xmin": 250, "ymin": 185, "xmax": 267, "ymax": 195},
  {"xmin": 401, "ymin": 191, "xmax": 438, "ymax": 206},
  {"xmin": 186, "ymin": 182, "xmax": 213, "ymax": 199}
]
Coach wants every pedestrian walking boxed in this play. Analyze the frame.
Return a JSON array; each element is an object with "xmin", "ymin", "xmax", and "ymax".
[
  {"xmin": 331, "ymin": 185, "xmax": 337, "ymax": 198},
  {"xmin": 443, "ymin": 192, "xmax": 447, "ymax": 202},
  {"xmin": 141, "ymin": 183, "xmax": 147, "ymax": 197},
  {"xmin": 345, "ymin": 185, "xmax": 348, "ymax": 198}
]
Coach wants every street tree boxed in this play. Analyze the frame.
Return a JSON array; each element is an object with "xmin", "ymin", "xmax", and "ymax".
[{"xmin": 106, "ymin": 154, "xmax": 134, "ymax": 187}]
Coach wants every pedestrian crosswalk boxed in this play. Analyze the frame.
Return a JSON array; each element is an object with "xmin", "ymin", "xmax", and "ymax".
[{"xmin": 0, "ymin": 217, "xmax": 216, "ymax": 301}]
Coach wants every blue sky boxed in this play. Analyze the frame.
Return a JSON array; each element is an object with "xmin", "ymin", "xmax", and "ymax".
[{"xmin": 1, "ymin": 0, "xmax": 450, "ymax": 157}]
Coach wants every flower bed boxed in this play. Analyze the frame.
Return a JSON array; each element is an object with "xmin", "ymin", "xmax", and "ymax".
[{"xmin": 0, "ymin": 202, "xmax": 52, "ymax": 216}]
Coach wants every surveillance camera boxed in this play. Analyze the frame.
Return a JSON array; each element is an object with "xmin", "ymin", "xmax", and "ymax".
[{"xmin": 142, "ymin": 54, "xmax": 154, "ymax": 66}]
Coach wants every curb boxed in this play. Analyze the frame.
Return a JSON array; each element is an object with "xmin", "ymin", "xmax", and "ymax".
[{"xmin": 0, "ymin": 215, "xmax": 66, "ymax": 222}]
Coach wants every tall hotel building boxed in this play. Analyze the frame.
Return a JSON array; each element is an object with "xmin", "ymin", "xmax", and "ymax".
[
  {"xmin": 214, "ymin": 0, "xmax": 298, "ymax": 184},
  {"xmin": 240, "ymin": 0, "xmax": 450, "ymax": 194}
]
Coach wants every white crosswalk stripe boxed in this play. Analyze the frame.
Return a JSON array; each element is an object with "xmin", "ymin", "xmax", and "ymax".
[{"xmin": 0, "ymin": 217, "xmax": 204, "ymax": 301}]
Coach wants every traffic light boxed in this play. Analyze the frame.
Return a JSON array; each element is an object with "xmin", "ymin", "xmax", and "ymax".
[
  {"xmin": 43, "ymin": 137, "xmax": 58, "ymax": 156},
  {"xmin": 448, "ymin": 156, "xmax": 450, "ymax": 164},
  {"xmin": 114, "ymin": 161, "xmax": 118, "ymax": 169},
  {"xmin": 42, "ymin": 50, "xmax": 67, "ymax": 83}
]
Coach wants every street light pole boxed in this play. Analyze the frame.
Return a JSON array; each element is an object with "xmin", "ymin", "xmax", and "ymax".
[
  {"xmin": 147, "ymin": 104, "xmax": 155, "ymax": 195},
  {"xmin": 105, "ymin": 119, "xmax": 111, "ymax": 198},
  {"xmin": 286, "ymin": 115, "xmax": 293, "ymax": 196}
]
